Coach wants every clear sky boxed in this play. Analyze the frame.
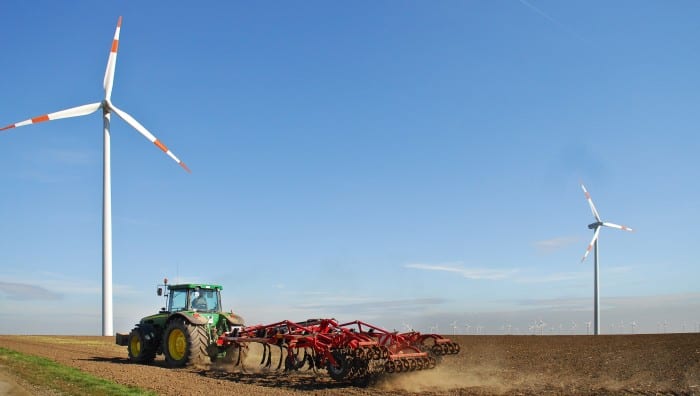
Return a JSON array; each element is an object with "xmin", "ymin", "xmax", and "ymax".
[{"xmin": 1, "ymin": 1, "xmax": 698, "ymax": 335}]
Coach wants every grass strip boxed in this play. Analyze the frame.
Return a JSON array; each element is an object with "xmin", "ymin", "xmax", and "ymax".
[{"xmin": 0, "ymin": 346, "xmax": 156, "ymax": 396}]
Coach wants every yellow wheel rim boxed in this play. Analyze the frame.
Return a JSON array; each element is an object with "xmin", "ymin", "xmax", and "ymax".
[
  {"xmin": 130, "ymin": 336, "xmax": 141, "ymax": 356},
  {"xmin": 168, "ymin": 328, "xmax": 187, "ymax": 361}
]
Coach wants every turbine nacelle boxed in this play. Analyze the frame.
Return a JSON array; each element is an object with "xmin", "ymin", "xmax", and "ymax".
[{"xmin": 587, "ymin": 221, "xmax": 603, "ymax": 230}]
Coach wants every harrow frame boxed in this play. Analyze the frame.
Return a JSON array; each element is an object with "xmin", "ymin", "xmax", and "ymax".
[{"xmin": 216, "ymin": 318, "xmax": 460, "ymax": 382}]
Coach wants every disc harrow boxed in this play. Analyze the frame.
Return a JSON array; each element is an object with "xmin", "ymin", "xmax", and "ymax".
[{"xmin": 216, "ymin": 318, "xmax": 460, "ymax": 383}]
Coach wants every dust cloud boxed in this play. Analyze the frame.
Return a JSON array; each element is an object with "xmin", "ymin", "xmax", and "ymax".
[{"xmin": 376, "ymin": 363, "xmax": 510, "ymax": 394}]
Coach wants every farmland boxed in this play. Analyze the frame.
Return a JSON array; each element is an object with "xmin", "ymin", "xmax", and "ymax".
[{"xmin": 0, "ymin": 333, "xmax": 698, "ymax": 395}]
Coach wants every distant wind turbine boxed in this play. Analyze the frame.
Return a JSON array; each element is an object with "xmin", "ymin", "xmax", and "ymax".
[
  {"xmin": 450, "ymin": 320, "xmax": 458, "ymax": 336},
  {"xmin": 0, "ymin": 17, "xmax": 189, "ymax": 336},
  {"xmin": 579, "ymin": 184, "xmax": 633, "ymax": 335}
]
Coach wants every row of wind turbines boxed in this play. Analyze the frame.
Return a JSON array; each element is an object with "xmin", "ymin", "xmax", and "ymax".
[
  {"xmin": 2, "ymin": 17, "xmax": 633, "ymax": 336},
  {"xmin": 410, "ymin": 318, "xmax": 700, "ymax": 336}
]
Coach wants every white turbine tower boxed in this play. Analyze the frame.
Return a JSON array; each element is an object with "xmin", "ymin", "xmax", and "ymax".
[
  {"xmin": 0, "ymin": 17, "xmax": 189, "ymax": 336},
  {"xmin": 579, "ymin": 183, "xmax": 633, "ymax": 336},
  {"xmin": 450, "ymin": 320, "xmax": 458, "ymax": 336}
]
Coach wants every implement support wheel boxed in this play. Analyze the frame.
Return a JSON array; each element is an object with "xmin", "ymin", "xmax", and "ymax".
[{"xmin": 327, "ymin": 351, "xmax": 352, "ymax": 381}]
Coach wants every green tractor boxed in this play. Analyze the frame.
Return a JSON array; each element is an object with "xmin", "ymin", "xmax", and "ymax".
[{"xmin": 116, "ymin": 279, "xmax": 245, "ymax": 367}]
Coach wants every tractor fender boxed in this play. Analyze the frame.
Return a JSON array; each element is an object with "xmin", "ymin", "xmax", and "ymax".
[
  {"xmin": 221, "ymin": 312, "xmax": 245, "ymax": 326},
  {"xmin": 168, "ymin": 312, "xmax": 209, "ymax": 326}
]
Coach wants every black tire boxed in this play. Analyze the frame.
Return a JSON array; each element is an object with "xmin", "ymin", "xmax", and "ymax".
[
  {"xmin": 163, "ymin": 318, "xmax": 209, "ymax": 367},
  {"xmin": 326, "ymin": 350, "xmax": 351, "ymax": 381},
  {"xmin": 127, "ymin": 327, "xmax": 156, "ymax": 364}
]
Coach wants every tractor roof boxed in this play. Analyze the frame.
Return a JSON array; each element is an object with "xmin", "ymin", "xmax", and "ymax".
[{"xmin": 168, "ymin": 283, "xmax": 222, "ymax": 291}]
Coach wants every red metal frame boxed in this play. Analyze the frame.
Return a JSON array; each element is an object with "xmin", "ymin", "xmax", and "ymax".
[{"xmin": 216, "ymin": 318, "xmax": 460, "ymax": 381}]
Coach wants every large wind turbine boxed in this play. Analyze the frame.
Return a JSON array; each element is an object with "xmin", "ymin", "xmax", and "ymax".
[
  {"xmin": 579, "ymin": 184, "xmax": 632, "ymax": 335},
  {"xmin": 1, "ymin": 17, "xmax": 189, "ymax": 336}
]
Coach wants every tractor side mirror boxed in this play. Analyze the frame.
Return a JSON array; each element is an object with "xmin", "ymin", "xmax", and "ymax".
[{"xmin": 157, "ymin": 287, "xmax": 163, "ymax": 296}]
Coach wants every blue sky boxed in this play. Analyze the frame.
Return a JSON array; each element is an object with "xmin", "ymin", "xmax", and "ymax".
[{"xmin": 1, "ymin": 1, "xmax": 699, "ymax": 335}]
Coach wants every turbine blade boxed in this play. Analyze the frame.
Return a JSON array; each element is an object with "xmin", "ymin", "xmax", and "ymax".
[
  {"xmin": 109, "ymin": 103, "xmax": 190, "ymax": 173},
  {"xmin": 580, "ymin": 226, "xmax": 601, "ymax": 263},
  {"xmin": 602, "ymin": 222, "xmax": 633, "ymax": 232},
  {"xmin": 581, "ymin": 184, "xmax": 601, "ymax": 222},
  {"xmin": 1, "ymin": 102, "xmax": 102, "ymax": 131},
  {"xmin": 103, "ymin": 16, "xmax": 123, "ymax": 101}
]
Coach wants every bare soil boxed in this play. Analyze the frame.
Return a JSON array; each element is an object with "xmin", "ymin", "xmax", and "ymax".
[{"xmin": 0, "ymin": 333, "xmax": 699, "ymax": 395}]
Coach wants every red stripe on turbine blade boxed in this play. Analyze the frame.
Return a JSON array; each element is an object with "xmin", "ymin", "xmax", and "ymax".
[
  {"xmin": 585, "ymin": 192, "xmax": 591, "ymax": 199},
  {"xmin": 180, "ymin": 162, "xmax": 191, "ymax": 173},
  {"xmin": 154, "ymin": 139, "xmax": 168, "ymax": 152},
  {"xmin": 111, "ymin": 39, "xmax": 119, "ymax": 53},
  {"xmin": 0, "ymin": 124, "xmax": 16, "ymax": 131},
  {"xmin": 32, "ymin": 115, "xmax": 50, "ymax": 123},
  {"xmin": 117, "ymin": 16, "xmax": 123, "ymax": 27}
]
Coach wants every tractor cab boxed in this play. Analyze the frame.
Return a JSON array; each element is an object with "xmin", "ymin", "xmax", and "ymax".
[{"xmin": 158, "ymin": 280, "xmax": 222, "ymax": 313}]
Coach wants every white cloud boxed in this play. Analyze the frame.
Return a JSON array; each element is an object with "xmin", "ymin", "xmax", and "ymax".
[
  {"xmin": 533, "ymin": 236, "xmax": 580, "ymax": 253},
  {"xmin": 404, "ymin": 263, "xmax": 517, "ymax": 280},
  {"xmin": 0, "ymin": 271, "xmax": 138, "ymax": 297},
  {"xmin": 516, "ymin": 271, "xmax": 587, "ymax": 283},
  {"xmin": 0, "ymin": 281, "xmax": 63, "ymax": 300}
]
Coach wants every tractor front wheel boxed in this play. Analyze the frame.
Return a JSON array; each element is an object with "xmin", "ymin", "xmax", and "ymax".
[
  {"xmin": 127, "ymin": 327, "xmax": 156, "ymax": 364},
  {"xmin": 163, "ymin": 318, "xmax": 208, "ymax": 367}
]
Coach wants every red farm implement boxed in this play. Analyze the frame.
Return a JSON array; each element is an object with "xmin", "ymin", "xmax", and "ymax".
[{"xmin": 216, "ymin": 318, "xmax": 461, "ymax": 382}]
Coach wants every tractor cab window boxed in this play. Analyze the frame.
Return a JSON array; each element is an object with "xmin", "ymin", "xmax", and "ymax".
[
  {"xmin": 169, "ymin": 289, "xmax": 188, "ymax": 312},
  {"xmin": 190, "ymin": 289, "xmax": 219, "ymax": 312}
]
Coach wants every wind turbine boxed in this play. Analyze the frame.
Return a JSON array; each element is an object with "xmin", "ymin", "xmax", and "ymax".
[
  {"xmin": 1, "ymin": 17, "xmax": 189, "ymax": 336},
  {"xmin": 580, "ymin": 183, "xmax": 632, "ymax": 336}
]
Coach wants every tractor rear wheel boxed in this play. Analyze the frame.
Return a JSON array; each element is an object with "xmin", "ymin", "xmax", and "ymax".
[
  {"xmin": 127, "ymin": 327, "xmax": 156, "ymax": 364},
  {"xmin": 163, "ymin": 318, "xmax": 208, "ymax": 367}
]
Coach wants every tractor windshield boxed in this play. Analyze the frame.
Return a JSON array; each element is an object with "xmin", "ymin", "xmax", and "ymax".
[{"xmin": 189, "ymin": 289, "xmax": 220, "ymax": 312}]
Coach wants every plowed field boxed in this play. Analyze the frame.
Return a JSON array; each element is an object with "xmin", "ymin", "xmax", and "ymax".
[{"xmin": 1, "ymin": 333, "xmax": 699, "ymax": 395}]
